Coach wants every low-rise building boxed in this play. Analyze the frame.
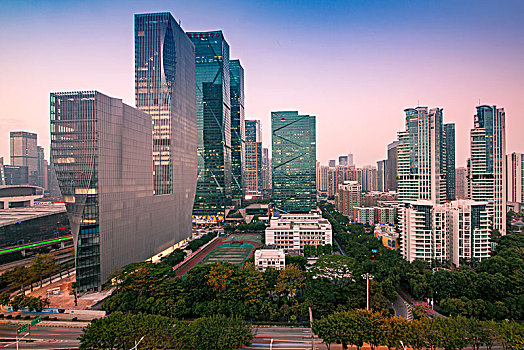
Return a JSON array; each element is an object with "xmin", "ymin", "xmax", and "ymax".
[
  {"xmin": 374, "ymin": 225, "xmax": 399, "ymax": 250},
  {"xmin": 254, "ymin": 249, "xmax": 285, "ymax": 271},
  {"xmin": 265, "ymin": 211, "xmax": 332, "ymax": 254}
]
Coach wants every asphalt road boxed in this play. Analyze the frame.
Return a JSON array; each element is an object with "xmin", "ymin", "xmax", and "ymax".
[
  {"xmin": 0, "ymin": 323, "xmax": 82, "ymax": 349},
  {"xmin": 247, "ymin": 327, "xmax": 325, "ymax": 350}
]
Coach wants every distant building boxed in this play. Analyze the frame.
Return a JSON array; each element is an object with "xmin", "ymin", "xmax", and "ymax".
[
  {"xmin": 399, "ymin": 199, "xmax": 490, "ymax": 266},
  {"xmin": 4, "ymin": 165, "xmax": 28, "ymax": 186},
  {"xmin": 316, "ymin": 163, "xmax": 329, "ymax": 197},
  {"xmin": 335, "ymin": 181, "xmax": 361, "ymax": 218},
  {"xmin": 507, "ymin": 153, "xmax": 523, "ymax": 204},
  {"xmin": 262, "ymin": 147, "xmax": 271, "ymax": 192},
  {"xmin": 339, "ymin": 155, "xmax": 348, "ymax": 166},
  {"xmin": 0, "ymin": 157, "xmax": 4, "ymax": 186},
  {"xmin": 444, "ymin": 123, "xmax": 456, "ymax": 200},
  {"xmin": 272, "ymin": 111, "xmax": 316, "ymax": 213},
  {"xmin": 265, "ymin": 211, "xmax": 332, "ymax": 254},
  {"xmin": 386, "ymin": 141, "xmax": 398, "ymax": 192},
  {"xmin": 353, "ymin": 206, "xmax": 395, "ymax": 225},
  {"xmin": 10, "ymin": 132, "xmax": 38, "ymax": 186},
  {"xmin": 254, "ymin": 249, "xmax": 285, "ymax": 272},
  {"xmin": 470, "ymin": 105, "xmax": 506, "ymax": 234},
  {"xmin": 328, "ymin": 159, "xmax": 336, "ymax": 168},
  {"xmin": 456, "ymin": 167, "xmax": 468, "ymax": 199},
  {"xmin": 377, "ymin": 160, "xmax": 387, "ymax": 192},
  {"xmin": 245, "ymin": 120, "xmax": 262, "ymax": 196},
  {"xmin": 362, "ymin": 165, "xmax": 377, "ymax": 192}
]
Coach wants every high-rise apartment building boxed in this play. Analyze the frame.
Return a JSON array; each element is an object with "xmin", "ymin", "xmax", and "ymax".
[
  {"xmin": 10, "ymin": 131, "xmax": 38, "ymax": 186},
  {"xmin": 229, "ymin": 60, "xmax": 245, "ymax": 202},
  {"xmin": 188, "ymin": 30, "xmax": 231, "ymax": 217},
  {"xmin": 455, "ymin": 167, "xmax": 468, "ymax": 199},
  {"xmin": 470, "ymin": 105, "xmax": 506, "ymax": 234},
  {"xmin": 386, "ymin": 141, "xmax": 398, "ymax": 192},
  {"xmin": 397, "ymin": 107, "xmax": 446, "ymax": 204},
  {"xmin": 261, "ymin": 147, "xmax": 271, "ymax": 192},
  {"xmin": 335, "ymin": 181, "xmax": 361, "ymax": 219},
  {"xmin": 507, "ymin": 153, "xmax": 523, "ymax": 204},
  {"xmin": 399, "ymin": 200, "xmax": 490, "ymax": 266},
  {"xmin": 377, "ymin": 160, "xmax": 387, "ymax": 192},
  {"xmin": 362, "ymin": 165, "xmax": 377, "ymax": 192},
  {"xmin": 272, "ymin": 111, "xmax": 316, "ymax": 213},
  {"xmin": 51, "ymin": 91, "xmax": 195, "ymax": 291},
  {"xmin": 316, "ymin": 162, "xmax": 329, "ymax": 196},
  {"xmin": 245, "ymin": 120, "xmax": 262, "ymax": 196},
  {"xmin": 444, "ymin": 123, "xmax": 456, "ymax": 200}
]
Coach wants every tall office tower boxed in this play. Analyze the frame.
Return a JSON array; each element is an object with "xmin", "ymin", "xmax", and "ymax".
[
  {"xmin": 10, "ymin": 131, "xmax": 38, "ymax": 185},
  {"xmin": 52, "ymin": 91, "xmax": 196, "ymax": 291},
  {"xmin": 229, "ymin": 60, "xmax": 245, "ymax": 203},
  {"xmin": 399, "ymin": 199, "xmax": 490, "ymax": 266},
  {"xmin": 327, "ymin": 167, "xmax": 336, "ymax": 197},
  {"xmin": 339, "ymin": 155, "xmax": 348, "ymax": 166},
  {"xmin": 377, "ymin": 160, "xmax": 387, "ymax": 192},
  {"xmin": 470, "ymin": 105, "xmax": 506, "ymax": 234},
  {"xmin": 245, "ymin": 120, "xmax": 262, "ymax": 195},
  {"xmin": 272, "ymin": 111, "xmax": 316, "ymax": 213},
  {"xmin": 316, "ymin": 163, "xmax": 329, "ymax": 196},
  {"xmin": 456, "ymin": 167, "xmax": 468, "ymax": 199},
  {"xmin": 0, "ymin": 157, "xmax": 4, "ymax": 186},
  {"xmin": 37, "ymin": 146, "xmax": 47, "ymax": 189},
  {"xmin": 261, "ymin": 147, "xmax": 271, "ymax": 191},
  {"xmin": 444, "ymin": 123, "xmax": 456, "ymax": 200},
  {"xmin": 397, "ymin": 107, "xmax": 446, "ymax": 204},
  {"xmin": 328, "ymin": 159, "xmax": 336, "ymax": 168},
  {"xmin": 361, "ymin": 165, "xmax": 377, "ymax": 192},
  {"xmin": 507, "ymin": 153, "xmax": 523, "ymax": 204},
  {"xmin": 386, "ymin": 141, "xmax": 398, "ymax": 192},
  {"xmin": 187, "ymin": 30, "xmax": 232, "ymax": 217},
  {"xmin": 335, "ymin": 181, "xmax": 361, "ymax": 219}
]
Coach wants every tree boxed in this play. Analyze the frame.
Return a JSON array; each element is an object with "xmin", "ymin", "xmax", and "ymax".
[
  {"xmin": 274, "ymin": 264, "xmax": 305, "ymax": 304},
  {"xmin": 191, "ymin": 314, "xmax": 253, "ymax": 349}
]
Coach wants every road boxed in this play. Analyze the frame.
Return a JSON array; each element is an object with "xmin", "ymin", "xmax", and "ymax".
[
  {"xmin": 246, "ymin": 327, "xmax": 326, "ymax": 350},
  {"xmin": 0, "ymin": 323, "xmax": 82, "ymax": 349}
]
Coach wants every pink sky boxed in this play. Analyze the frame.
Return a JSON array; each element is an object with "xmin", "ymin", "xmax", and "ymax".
[{"xmin": 1, "ymin": 1, "xmax": 523, "ymax": 168}]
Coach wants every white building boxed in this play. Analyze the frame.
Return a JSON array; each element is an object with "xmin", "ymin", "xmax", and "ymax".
[
  {"xmin": 507, "ymin": 153, "xmax": 523, "ymax": 204},
  {"xmin": 399, "ymin": 199, "xmax": 490, "ymax": 266},
  {"xmin": 265, "ymin": 211, "xmax": 332, "ymax": 254},
  {"xmin": 254, "ymin": 249, "xmax": 285, "ymax": 272}
]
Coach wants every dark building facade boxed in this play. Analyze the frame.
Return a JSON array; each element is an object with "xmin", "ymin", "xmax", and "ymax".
[
  {"xmin": 188, "ymin": 30, "xmax": 232, "ymax": 219},
  {"xmin": 444, "ymin": 123, "xmax": 456, "ymax": 200},
  {"xmin": 4, "ymin": 166, "xmax": 28, "ymax": 186},
  {"xmin": 386, "ymin": 141, "xmax": 398, "ymax": 192},
  {"xmin": 272, "ymin": 111, "xmax": 316, "ymax": 213},
  {"xmin": 229, "ymin": 60, "xmax": 245, "ymax": 203},
  {"xmin": 245, "ymin": 120, "xmax": 262, "ymax": 195}
]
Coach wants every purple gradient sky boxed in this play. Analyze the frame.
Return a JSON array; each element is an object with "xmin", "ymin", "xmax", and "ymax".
[{"xmin": 1, "ymin": 0, "xmax": 523, "ymax": 167}]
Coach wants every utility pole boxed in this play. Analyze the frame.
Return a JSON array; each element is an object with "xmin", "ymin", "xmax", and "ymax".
[{"xmin": 361, "ymin": 273, "xmax": 374, "ymax": 310}]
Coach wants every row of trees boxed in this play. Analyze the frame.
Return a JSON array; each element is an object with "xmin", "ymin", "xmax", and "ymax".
[
  {"xmin": 313, "ymin": 309, "xmax": 523, "ymax": 350},
  {"xmin": 79, "ymin": 312, "xmax": 252, "ymax": 350},
  {"xmin": 320, "ymin": 202, "xmax": 524, "ymax": 320},
  {"xmin": 0, "ymin": 254, "xmax": 63, "ymax": 294},
  {"xmin": 0, "ymin": 294, "xmax": 50, "ymax": 312},
  {"xmin": 303, "ymin": 244, "xmax": 333, "ymax": 257},
  {"xmin": 186, "ymin": 231, "xmax": 217, "ymax": 252},
  {"xmin": 224, "ymin": 222, "xmax": 266, "ymax": 232}
]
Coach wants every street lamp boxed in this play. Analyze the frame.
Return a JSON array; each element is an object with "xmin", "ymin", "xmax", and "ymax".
[{"xmin": 361, "ymin": 273, "xmax": 374, "ymax": 310}]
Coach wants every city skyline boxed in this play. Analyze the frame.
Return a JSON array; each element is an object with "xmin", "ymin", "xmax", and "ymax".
[{"xmin": 1, "ymin": 1, "xmax": 523, "ymax": 168}]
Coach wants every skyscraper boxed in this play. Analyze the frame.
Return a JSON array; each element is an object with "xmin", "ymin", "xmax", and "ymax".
[
  {"xmin": 10, "ymin": 131, "xmax": 38, "ymax": 186},
  {"xmin": 444, "ymin": 123, "xmax": 456, "ymax": 200},
  {"xmin": 37, "ymin": 146, "xmax": 47, "ymax": 190},
  {"xmin": 455, "ymin": 167, "xmax": 468, "ymax": 199},
  {"xmin": 245, "ymin": 120, "xmax": 262, "ymax": 196},
  {"xmin": 229, "ymin": 60, "xmax": 245, "ymax": 203},
  {"xmin": 328, "ymin": 160, "xmax": 336, "ymax": 168},
  {"xmin": 386, "ymin": 141, "xmax": 398, "ymax": 192},
  {"xmin": 397, "ymin": 107, "xmax": 446, "ymax": 204},
  {"xmin": 272, "ymin": 111, "xmax": 316, "ymax": 213},
  {"xmin": 361, "ymin": 165, "xmax": 377, "ymax": 192},
  {"xmin": 316, "ymin": 163, "xmax": 329, "ymax": 197},
  {"xmin": 339, "ymin": 155, "xmax": 348, "ymax": 166},
  {"xmin": 377, "ymin": 160, "xmax": 387, "ymax": 192},
  {"xmin": 470, "ymin": 105, "xmax": 506, "ymax": 234},
  {"xmin": 506, "ymin": 152, "xmax": 523, "ymax": 204},
  {"xmin": 0, "ymin": 157, "xmax": 4, "ymax": 186},
  {"xmin": 261, "ymin": 147, "xmax": 271, "ymax": 192},
  {"xmin": 52, "ymin": 91, "xmax": 196, "ymax": 291},
  {"xmin": 188, "ymin": 30, "xmax": 232, "ymax": 218}
]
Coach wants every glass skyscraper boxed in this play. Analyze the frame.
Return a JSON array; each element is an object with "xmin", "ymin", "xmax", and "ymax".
[
  {"xmin": 245, "ymin": 120, "xmax": 262, "ymax": 196},
  {"xmin": 271, "ymin": 111, "xmax": 316, "ymax": 213},
  {"xmin": 229, "ymin": 60, "xmax": 245, "ymax": 202},
  {"xmin": 470, "ymin": 105, "xmax": 506, "ymax": 234},
  {"xmin": 188, "ymin": 31, "xmax": 232, "ymax": 219},
  {"xmin": 444, "ymin": 123, "xmax": 456, "ymax": 201}
]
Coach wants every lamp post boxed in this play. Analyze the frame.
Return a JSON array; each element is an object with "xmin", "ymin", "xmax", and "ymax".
[{"xmin": 361, "ymin": 273, "xmax": 374, "ymax": 310}]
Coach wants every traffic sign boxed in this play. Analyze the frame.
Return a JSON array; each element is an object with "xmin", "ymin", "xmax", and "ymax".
[
  {"xmin": 30, "ymin": 316, "xmax": 41, "ymax": 327},
  {"xmin": 16, "ymin": 324, "xmax": 29, "ymax": 335}
]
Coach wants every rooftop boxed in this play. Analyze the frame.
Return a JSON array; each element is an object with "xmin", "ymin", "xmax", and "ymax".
[{"xmin": 0, "ymin": 204, "xmax": 67, "ymax": 227}]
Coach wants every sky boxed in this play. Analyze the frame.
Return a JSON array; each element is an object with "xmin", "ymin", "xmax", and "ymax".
[{"xmin": 0, "ymin": 0, "xmax": 523, "ymax": 167}]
